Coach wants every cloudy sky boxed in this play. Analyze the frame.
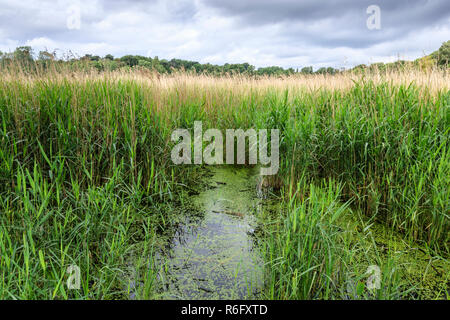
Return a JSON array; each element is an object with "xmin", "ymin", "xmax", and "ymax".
[{"xmin": 0, "ymin": 0, "xmax": 449, "ymax": 69}]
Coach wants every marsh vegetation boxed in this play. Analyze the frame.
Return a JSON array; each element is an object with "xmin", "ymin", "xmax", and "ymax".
[{"xmin": 0, "ymin": 64, "xmax": 448, "ymax": 299}]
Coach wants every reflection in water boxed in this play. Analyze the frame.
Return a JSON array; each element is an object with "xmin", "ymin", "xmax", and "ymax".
[{"xmin": 159, "ymin": 166, "xmax": 264, "ymax": 299}]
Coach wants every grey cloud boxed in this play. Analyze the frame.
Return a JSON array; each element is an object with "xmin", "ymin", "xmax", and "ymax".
[
  {"xmin": 203, "ymin": 0, "xmax": 449, "ymax": 26},
  {"xmin": 0, "ymin": 0, "xmax": 448, "ymax": 69},
  {"xmin": 203, "ymin": 0, "xmax": 450, "ymax": 47}
]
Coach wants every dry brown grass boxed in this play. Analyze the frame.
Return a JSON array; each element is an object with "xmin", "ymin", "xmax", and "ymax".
[
  {"xmin": 2, "ymin": 61, "xmax": 448, "ymax": 91},
  {"xmin": 1, "ymin": 63, "xmax": 448, "ymax": 115}
]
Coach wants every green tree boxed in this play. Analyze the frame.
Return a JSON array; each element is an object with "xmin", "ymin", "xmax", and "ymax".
[
  {"xmin": 316, "ymin": 67, "xmax": 327, "ymax": 74},
  {"xmin": 14, "ymin": 46, "xmax": 34, "ymax": 63},
  {"xmin": 301, "ymin": 66, "xmax": 313, "ymax": 74},
  {"xmin": 120, "ymin": 55, "xmax": 139, "ymax": 67},
  {"xmin": 434, "ymin": 40, "xmax": 450, "ymax": 66},
  {"xmin": 326, "ymin": 67, "xmax": 338, "ymax": 74},
  {"xmin": 138, "ymin": 59, "xmax": 152, "ymax": 69}
]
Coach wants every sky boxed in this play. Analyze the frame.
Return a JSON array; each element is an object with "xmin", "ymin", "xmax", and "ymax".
[{"xmin": 0, "ymin": 0, "xmax": 449, "ymax": 69}]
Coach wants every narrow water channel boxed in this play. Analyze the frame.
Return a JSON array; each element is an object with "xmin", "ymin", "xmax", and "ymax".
[{"xmin": 158, "ymin": 166, "xmax": 265, "ymax": 299}]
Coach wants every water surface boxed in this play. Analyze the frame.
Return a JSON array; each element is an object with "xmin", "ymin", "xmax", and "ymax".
[{"xmin": 158, "ymin": 166, "xmax": 265, "ymax": 299}]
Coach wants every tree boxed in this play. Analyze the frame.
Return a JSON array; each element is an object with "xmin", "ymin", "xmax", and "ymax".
[
  {"xmin": 434, "ymin": 40, "xmax": 450, "ymax": 66},
  {"xmin": 14, "ymin": 46, "xmax": 34, "ymax": 63},
  {"xmin": 138, "ymin": 59, "xmax": 152, "ymax": 69},
  {"xmin": 316, "ymin": 67, "xmax": 327, "ymax": 74},
  {"xmin": 326, "ymin": 67, "xmax": 337, "ymax": 74},
  {"xmin": 301, "ymin": 66, "xmax": 313, "ymax": 74},
  {"xmin": 104, "ymin": 54, "xmax": 114, "ymax": 60},
  {"xmin": 120, "ymin": 55, "xmax": 139, "ymax": 67},
  {"xmin": 81, "ymin": 54, "xmax": 92, "ymax": 61}
]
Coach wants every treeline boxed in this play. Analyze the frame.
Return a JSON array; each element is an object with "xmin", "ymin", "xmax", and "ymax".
[
  {"xmin": 0, "ymin": 40, "xmax": 448, "ymax": 76},
  {"xmin": 0, "ymin": 46, "xmax": 339, "ymax": 76},
  {"xmin": 351, "ymin": 40, "xmax": 450, "ymax": 73}
]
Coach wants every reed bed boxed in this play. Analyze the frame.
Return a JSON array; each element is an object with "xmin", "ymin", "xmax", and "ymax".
[{"xmin": 0, "ymin": 66, "xmax": 448, "ymax": 299}]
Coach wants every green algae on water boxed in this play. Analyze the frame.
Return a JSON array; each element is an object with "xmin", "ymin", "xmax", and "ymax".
[{"xmin": 156, "ymin": 166, "xmax": 267, "ymax": 299}]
